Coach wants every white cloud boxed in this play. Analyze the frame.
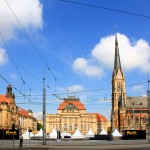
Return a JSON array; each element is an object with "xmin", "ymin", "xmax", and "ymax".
[
  {"xmin": 73, "ymin": 58, "xmax": 104, "ymax": 77},
  {"xmin": 67, "ymin": 84, "xmax": 85, "ymax": 93},
  {"xmin": 92, "ymin": 33, "xmax": 150, "ymax": 72},
  {"xmin": 33, "ymin": 111, "xmax": 42, "ymax": 119},
  {"xmin": 0, "ymin": 47, "xmax": 7, "ymax": 65},
  {"xmin": 0, "ymin": 0, "xmax": 43, "ymax": 40},
  {"xmin": 73, "ymin": 33, "xmax": 150, "ymax": 77}
]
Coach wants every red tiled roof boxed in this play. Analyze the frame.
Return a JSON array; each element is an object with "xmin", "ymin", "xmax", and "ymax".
[
  {"xmin": 87, "ymin": 113, "xmax": 108, "ymax": 122},
  {"xmin": 18, "ymin": 107, "xmax": 29, "ymax": 117},
  {"xmin": 58, "ymin": 101, "xmax": 86, "ymax": 110},
  {"xmin": 0, "ymin": 94, "xmax": 12, "ymax": 105}
]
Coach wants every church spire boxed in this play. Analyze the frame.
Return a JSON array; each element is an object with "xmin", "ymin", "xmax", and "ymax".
[{"xmin": 114, "ymin": 33, "xmax": 122, "ymax": 73}]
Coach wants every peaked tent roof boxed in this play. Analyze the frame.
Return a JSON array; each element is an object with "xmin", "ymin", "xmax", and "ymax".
[
  {"xmin": 99, "ymin": 128, "xmax": 108, "ymax": 135},
  {"xmin": 86, "ymin": 128, "xmax": 94, "ymax": 138},
  {"xmin": 22, "ymin": 129, "xmax": 34, "ymax": 139},
  {"xmin": 112, "ymin": 129, "xmax": 122, "ymax": 137},
  {"xmin": 71, "ymin": 128, "xmax": 84, "ymax": 139},
  {"xmin": 49, "ymin": 129, "xmax": 57, "ymax": 139},
  {"xmin": 35, "ymin": 128, "xmax": 43, "ymax": 137}
]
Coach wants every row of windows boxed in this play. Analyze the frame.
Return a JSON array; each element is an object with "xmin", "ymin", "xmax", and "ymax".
[
  {"xmin": 49, "ymin": 118, "xmax": 92, "ymax": 122},
  {"xmin": 50, "ymin": 123, "xmax": 92, "ymax": 131},
  {"xmin": 127, "ymin": 116, "xmax": 148, "ymax": 125}
]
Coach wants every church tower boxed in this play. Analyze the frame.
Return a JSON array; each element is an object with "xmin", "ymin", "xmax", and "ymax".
[{"xmin": 111, "ymin": 33, "xmax": 126, "ymax": 132}]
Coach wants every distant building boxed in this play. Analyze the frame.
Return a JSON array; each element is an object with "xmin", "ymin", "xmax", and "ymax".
[
  {"xmin": 0, "ymin": 85, "xmax": 37, "ymax": 133},
  {"xmin": 46, "ymin": 96, "xmax": 110, "ymax": 135},
  {"xmin": 111, "ymin": 34, "xmax": 148, "ymax": 132}
]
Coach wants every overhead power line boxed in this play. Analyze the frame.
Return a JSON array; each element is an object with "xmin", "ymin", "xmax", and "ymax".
[
  {"xmin": 59, "ymin": 0, "xmax": 150, "ymax": 19},
  {"xmin": 4, "ymin": 0, "xmax": 69, "ymax": 94}
]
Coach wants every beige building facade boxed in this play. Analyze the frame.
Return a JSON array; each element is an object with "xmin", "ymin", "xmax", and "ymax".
[
  {"xmin": 46, "ymin": 96, "xmax": 110, "ymax": 135},
  {"xmin": 0, "ymin": 85, "xmax": 37, "ymax": 133}
]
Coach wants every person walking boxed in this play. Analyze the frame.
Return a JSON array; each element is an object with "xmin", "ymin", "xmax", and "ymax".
[{"xmin": 19, "ymin": 133, "xmax": 23, "ymax": 148}]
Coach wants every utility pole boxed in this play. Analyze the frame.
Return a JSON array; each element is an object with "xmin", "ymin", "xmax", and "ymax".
[
  {"xmin": 43, "ymin": 77, "xmax": 46, "ymax": 145},
  {"xmin": 148, "ymin": 80, "xmax": 150, "ymax": 143}
]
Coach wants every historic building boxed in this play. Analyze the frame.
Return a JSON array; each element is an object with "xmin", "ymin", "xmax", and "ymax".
[
  {"xmin": 46, "ymin": 96, "xmax": 110, "ymax": 135},
  {"xmin": 111, "ymin": 34, "xmax": 148, "ymax": 133},
  {"xmin": 0, "ymin": 85, "xmax": 37, "ymax": 133}
]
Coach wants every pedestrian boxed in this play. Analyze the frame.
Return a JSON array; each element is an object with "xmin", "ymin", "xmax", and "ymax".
[{"xmin": 19, "ymin": 133, "xmax": 23, "ymax": 148}]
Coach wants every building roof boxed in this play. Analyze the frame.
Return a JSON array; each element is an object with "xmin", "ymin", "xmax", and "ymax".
[
  {"xmin": 126, "ymin": 96, "xmax": 147, "ymax": 108},
  {"xmin": 87, "ymin": 113, "xmax": 108, "ymax": 122},
  {"xmin": 18, "ymin": 107, "xmax": 30, "ymax": 117},
  {"xmin": 0, "ymin": 94, "xmax": 12, "ymax": 105},
  {"xmin": 58, "ymin": 101, "xmax": 86, "ymax": 110}
]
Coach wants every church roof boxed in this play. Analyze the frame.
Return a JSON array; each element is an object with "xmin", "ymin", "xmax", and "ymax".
[
  {"xmin": 0, "ymin": 94, "xmax": 12, "ymax": 105},
  {"xmin": 126, "ymin": 96, "xmax": 147, "ymax": 108},
  {"xmin": 58, "ymin": 100, "xmax": 86, "ymax": 110},
  {"xmin": 113, "ymin": 33, "xmax": 122, "ymax": 73}
]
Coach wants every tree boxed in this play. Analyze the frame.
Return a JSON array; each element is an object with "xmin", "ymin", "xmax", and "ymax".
[{"xmin": 37, "ymin": 123, "xmax": 43, "ymax": 131}]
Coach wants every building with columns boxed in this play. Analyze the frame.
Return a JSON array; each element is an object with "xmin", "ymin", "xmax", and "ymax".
[
  {"xmin": 0, "ymin": 85, "xmax": 37, "ymax": 133},
  {"xmin": 111, "ymin": 34, "xmax": 148, "ymax": 133},
  {"xmin": 46, "ymin": 96, "xmax": 110, "ymax": 135}
]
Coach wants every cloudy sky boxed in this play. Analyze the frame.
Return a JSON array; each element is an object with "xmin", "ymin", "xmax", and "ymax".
[{"xmin": 0, "ymin": 0, "xmax": 150, "ymax": 120}]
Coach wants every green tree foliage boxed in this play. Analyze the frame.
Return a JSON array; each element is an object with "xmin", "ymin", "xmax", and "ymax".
[{"xmin": 37, "ymin": 123, "xmax": 43, "ymax": 131}]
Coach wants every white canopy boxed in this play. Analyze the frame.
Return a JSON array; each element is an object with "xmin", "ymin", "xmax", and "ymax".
[
  {"xmin": 35, "ymin": 128, "xmax": 43, "ymax": 137},
  {"xmin": 85, "ymin": 128, "xmax": 94, "ymax": 138},
  {"xmin": 22, "ymin": 129, "xmax": 34, "ymax": 139},
  {"xmin": 61, "ymin": 132, "xmax": 71, "ymax": 138},
  {"xmin": 99, "ymin": 128, "xmax": 108, "ymax": 135},
  {"xmin": 49, "ymin": 129, "xmax": 57, "ymax": 139},
  {"xmin": 71, "ymin": 128, "xmax": 85, "ymax": 139},
  {"xmin": 112, "ymin": 129, "xmax": 122, "ymax": 137}
]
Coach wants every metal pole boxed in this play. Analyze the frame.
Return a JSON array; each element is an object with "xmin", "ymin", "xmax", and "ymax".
[
  {"xmin": 148, "ymin": 80, "xmax": 150, "ymax": 143},
  {"xmin": 140, "ymin": 103, "xmax": 142, "ymax": 130},
  {"xmin": 43, "ymin": 77, "xmax": 46, "ymax": 145},
  {"xmin": 13, "ymin": 131, "xmax": 14, "ymax": 148}
]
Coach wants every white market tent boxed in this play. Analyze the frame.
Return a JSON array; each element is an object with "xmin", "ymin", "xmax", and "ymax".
[
  {"xmin": 99, "ymin": 128, "xmax": 108, "ymax": 135},
  {"xmin": 112, "ymin": 129, "xmax": 122, "ymax": 137},
  {"xmin": 22, "ymin": 129, "xmax": 34, "ymax": 139},
  {"xmin": 61, "ymin": 132, "xmax": 71, "ymax": 138},
  {"xmin": 49, "ymin": 129, "xmax": 57, "ymax": 139},
  {"xmin": 71, "ymin": 128, "xmax": 85, "ymax": 139},
  {"xmin": 35, "ymin": 128, "xmax": 43, "ymax": 137},
  {"xmin": 85, "ymin": 128, "xmax": 94, "ymax": 138}
]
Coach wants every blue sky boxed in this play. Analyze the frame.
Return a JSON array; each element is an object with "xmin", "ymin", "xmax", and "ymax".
[{"xmin": 0, "ymin": 0, "xmax": 150, "ymax": 120}]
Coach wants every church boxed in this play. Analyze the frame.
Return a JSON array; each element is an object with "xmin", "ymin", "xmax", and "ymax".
[{"xmin": 111, "ymin": 33, "xmax": 148, "ymax": 133}]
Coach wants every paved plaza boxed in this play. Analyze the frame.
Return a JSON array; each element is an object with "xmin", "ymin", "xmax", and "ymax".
[{"xmin": 0, "ymin": 139, "xmax": 150, "ymax": 149}]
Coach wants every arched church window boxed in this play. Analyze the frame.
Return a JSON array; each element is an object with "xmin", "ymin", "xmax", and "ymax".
[
  {"xmin": 142, "ymin": 116, "xmax": 147, "ymax": 124},
  {"xmin": 117, "ymin": 82, "xmax": 122, "ymax": 92},
  {"xmin": 135, "ymin": 116, "xmax": 139, "ymax": 124},
  {"xmin": 128, "ymin": 116, "xmax": 130, "ymax": 125}
]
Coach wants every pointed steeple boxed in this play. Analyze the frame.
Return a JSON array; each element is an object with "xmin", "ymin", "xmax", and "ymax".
[{"xmin": 114, "ymin": 33, "xmax": 122, "ymax": 72}]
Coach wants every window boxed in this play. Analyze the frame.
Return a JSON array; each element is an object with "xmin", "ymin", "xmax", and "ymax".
[
  {"xmin": 74, "ymin": 124, "xmax": 77, "ymax": 130},
  {"xmin": 59, "ymin": 124, "xmax": 61, "ymax": 130},
  {"xmin": 81, "ymin": 124, "xmax": 83, "ymax": 131},
  {"xmin": 117, "ymin": 82, "xmax": 122, "ymax": 92},
  {"xmin": 64, "ymin": 123, "xmax": 67, "ymax": 130},
  {"xmin": 69, "ymin": 124, "xmax": 72, "ymax": 131},
  {"xmin": 142, "ymin": 116, "xmax": 147, "ymax": 124},
  {"xmin": 84, "ymin": 124, "xmax": 86, "ymax": 131},
  {"xmin": 135, "ymin": 116, "xmax": 139, "ymax": 124}
]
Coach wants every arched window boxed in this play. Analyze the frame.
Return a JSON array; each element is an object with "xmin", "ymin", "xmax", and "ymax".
[
  {"xmin": 64, "ymin": 123, "xmax": 67, "ymax": 130},
  {"xmin": 74, "ymin": 124, "xmax": 77, "ymax": 130},
  {"xmin": 69, "ymin": 124, "xmax": 72, "ymax": 131},
  {"xmin": 117, "ymin": 82, "xmax": 122, "ymax": 92},
  {"xmin": 142, "ymin": 116, "xmax": 147, "ymax": 124},
  {"xmin": 135, "ymin": 116, "xmax": 139, "ymax": 124}
]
